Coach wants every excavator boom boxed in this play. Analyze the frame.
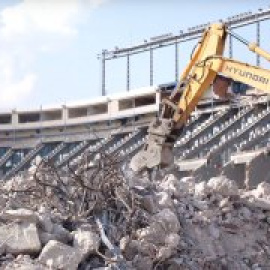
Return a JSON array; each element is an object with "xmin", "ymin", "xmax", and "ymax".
[{"xmin": 130, "ymin": 23, "xmax": 270, "ymax": 172}]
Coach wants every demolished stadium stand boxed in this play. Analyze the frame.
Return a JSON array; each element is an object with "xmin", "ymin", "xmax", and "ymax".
[
  {"xmin": 2, "ymin": 7, "xmax": 270, "ymax": 186},
  {"xmin": 0, "ymin": 82, "xmax": 270, "ymax": 188}
]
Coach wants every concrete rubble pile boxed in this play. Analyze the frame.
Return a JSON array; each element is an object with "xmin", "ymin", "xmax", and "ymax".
[{"xmin": 0, "ymin": 157, "xmax": 269, "ymax": 269}]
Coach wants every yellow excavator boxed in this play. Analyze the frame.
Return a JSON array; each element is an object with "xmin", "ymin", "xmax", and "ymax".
[{"xmin": 130, "ymin": 23, "xmax": 270, "ymax": 172}]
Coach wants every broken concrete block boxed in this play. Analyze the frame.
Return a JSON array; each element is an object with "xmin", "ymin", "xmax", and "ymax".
[
  {"xmin": 39, "ymin": 231, "xmax": 59, "ymax": 246},
  {"xmin": 156, "ymin": 233, "xmax": 180, "ymax": 260},
  {"xmin": 248, "ymin": 152, "xmax": 270, "ymax": 188},
  {"xmin": 1, "ymin": 209, "xmax": 39, "ymax": 224},
  {"xmin": 37, "ymin": 206, "xmax": 54, "ymax": 233},
  {"xmin": 246, "ymin": 197, "xmax": 270, "ymax": 211},
  {"xmin": 4, "ymin": 175, "xmax": 34, "ymax": 194},
  {"xmin": 154, "ymin": 208, "xmax": 180, "ymax": 233},
  {"xmin": 38, "ymin": 240, "xmax": 81, "ymax": 270},
  {"xmin": 207, "ymin": 176, "xmax": 238, "ymax": 196},
  {"xmin": 179, "ymin": 176, "xmax": 195, "ymax": 194},
  {"xmin": 219, "ymin": 197, "xmax": 231, "ymax": 209},
  {"xmin": 128, "ymin": 173, "xmax": 151, "ymax": 189},
  {"xmin": 120, "ymin": 237, "xmax": 139, "ymax": 260},
  {"xmin": 160, "ymin": 174, "xmax": 182, "ymax": 197},
  {"xmin": 4, "ymin": 255, "xmax": 47, "ymax": 270},
  {"xmin": 137, "ymin": 208, "xmax": 180, "ymax": 247},
  {"xmin": 155, "ymin": 191, "xmax": 174, "ymax": 209},
  {"xmin": 195, "ymin": 181, "xmax": 210, "ymax": 198},
  {"xmin": 140, "ymin": 194, "xmax": 156, "ymax": 213},
  {"xmin": 73, "ymin": 225, "xmax": 100, "ymax": 259},
  {"xmin": 51, "ymin": 223, "xmax": 73, "ymax": 244},
  {"xmin": 38, "ymin": 222, "xmax": 72, "ymax": 246},
  {"xmin": 0, "ymin": 222, "xmax": 41, "ymax": 255},
  {"xmin": 255, "ymin": 182, "xmax": 270, "ymax": 198},
  {"xmin": 132, "ymin": 254, "xmax": 153, "ymax": 270}
]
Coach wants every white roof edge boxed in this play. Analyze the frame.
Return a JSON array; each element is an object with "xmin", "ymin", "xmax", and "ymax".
[{"xmin": 1, "ymin": 86, "xmax": 159, "ymax": 114}]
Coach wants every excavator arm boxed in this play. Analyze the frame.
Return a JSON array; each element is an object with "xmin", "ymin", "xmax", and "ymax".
[
  {"xmin": 130, "ymin": 23, "xmax": 270, "ymax": 172},
  {"xmin": 174, "ymin": 56, "xmax": 270, "ymax": 123},
  {"xmin": 217, "ymin": 58, "xmax": 270, "ymax": 91}
]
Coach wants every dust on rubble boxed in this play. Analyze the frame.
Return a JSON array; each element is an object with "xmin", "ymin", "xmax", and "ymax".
[{"xmin": 0, "ymin": 154, "xmax": 270, "ymax": 270}]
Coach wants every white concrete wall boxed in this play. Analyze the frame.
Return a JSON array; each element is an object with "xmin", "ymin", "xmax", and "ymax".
[{"xmin": 0, "ymin": 87, "xmax": 159, "ymax": 132}]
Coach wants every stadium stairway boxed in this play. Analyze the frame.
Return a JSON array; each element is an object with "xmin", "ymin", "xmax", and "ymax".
[
  {"xmin": 179, "ymin": 106, "xmax": 255, "ymax": 160},
  {"xmin": 0, "ymin": 149, "xmax": 13, "ymax": 169},
  {"xmin": 55, "ymin": 140, "xmax": 97, "ymax": 168},
  {"xmin": 3, "ymin": 143, "xmax": 45, "ymax": 180},
  {"xmin": 44, "ymin": 142, "xmax": 67, "ymax": 162},
  {"xmin": 175, "ymin": 109, "xmax": 229, "ymax": 151}
]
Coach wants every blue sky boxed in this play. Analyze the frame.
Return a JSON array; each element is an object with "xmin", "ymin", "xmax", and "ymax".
[{"xmin": 0, "ymin": 0, "xmax": 270, "ymax": 110}]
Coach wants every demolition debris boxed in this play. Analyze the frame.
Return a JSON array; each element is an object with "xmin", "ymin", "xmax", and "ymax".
[{"xmin": 0, "ymin": 150, "xmax": 270, "ymax": 270}]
